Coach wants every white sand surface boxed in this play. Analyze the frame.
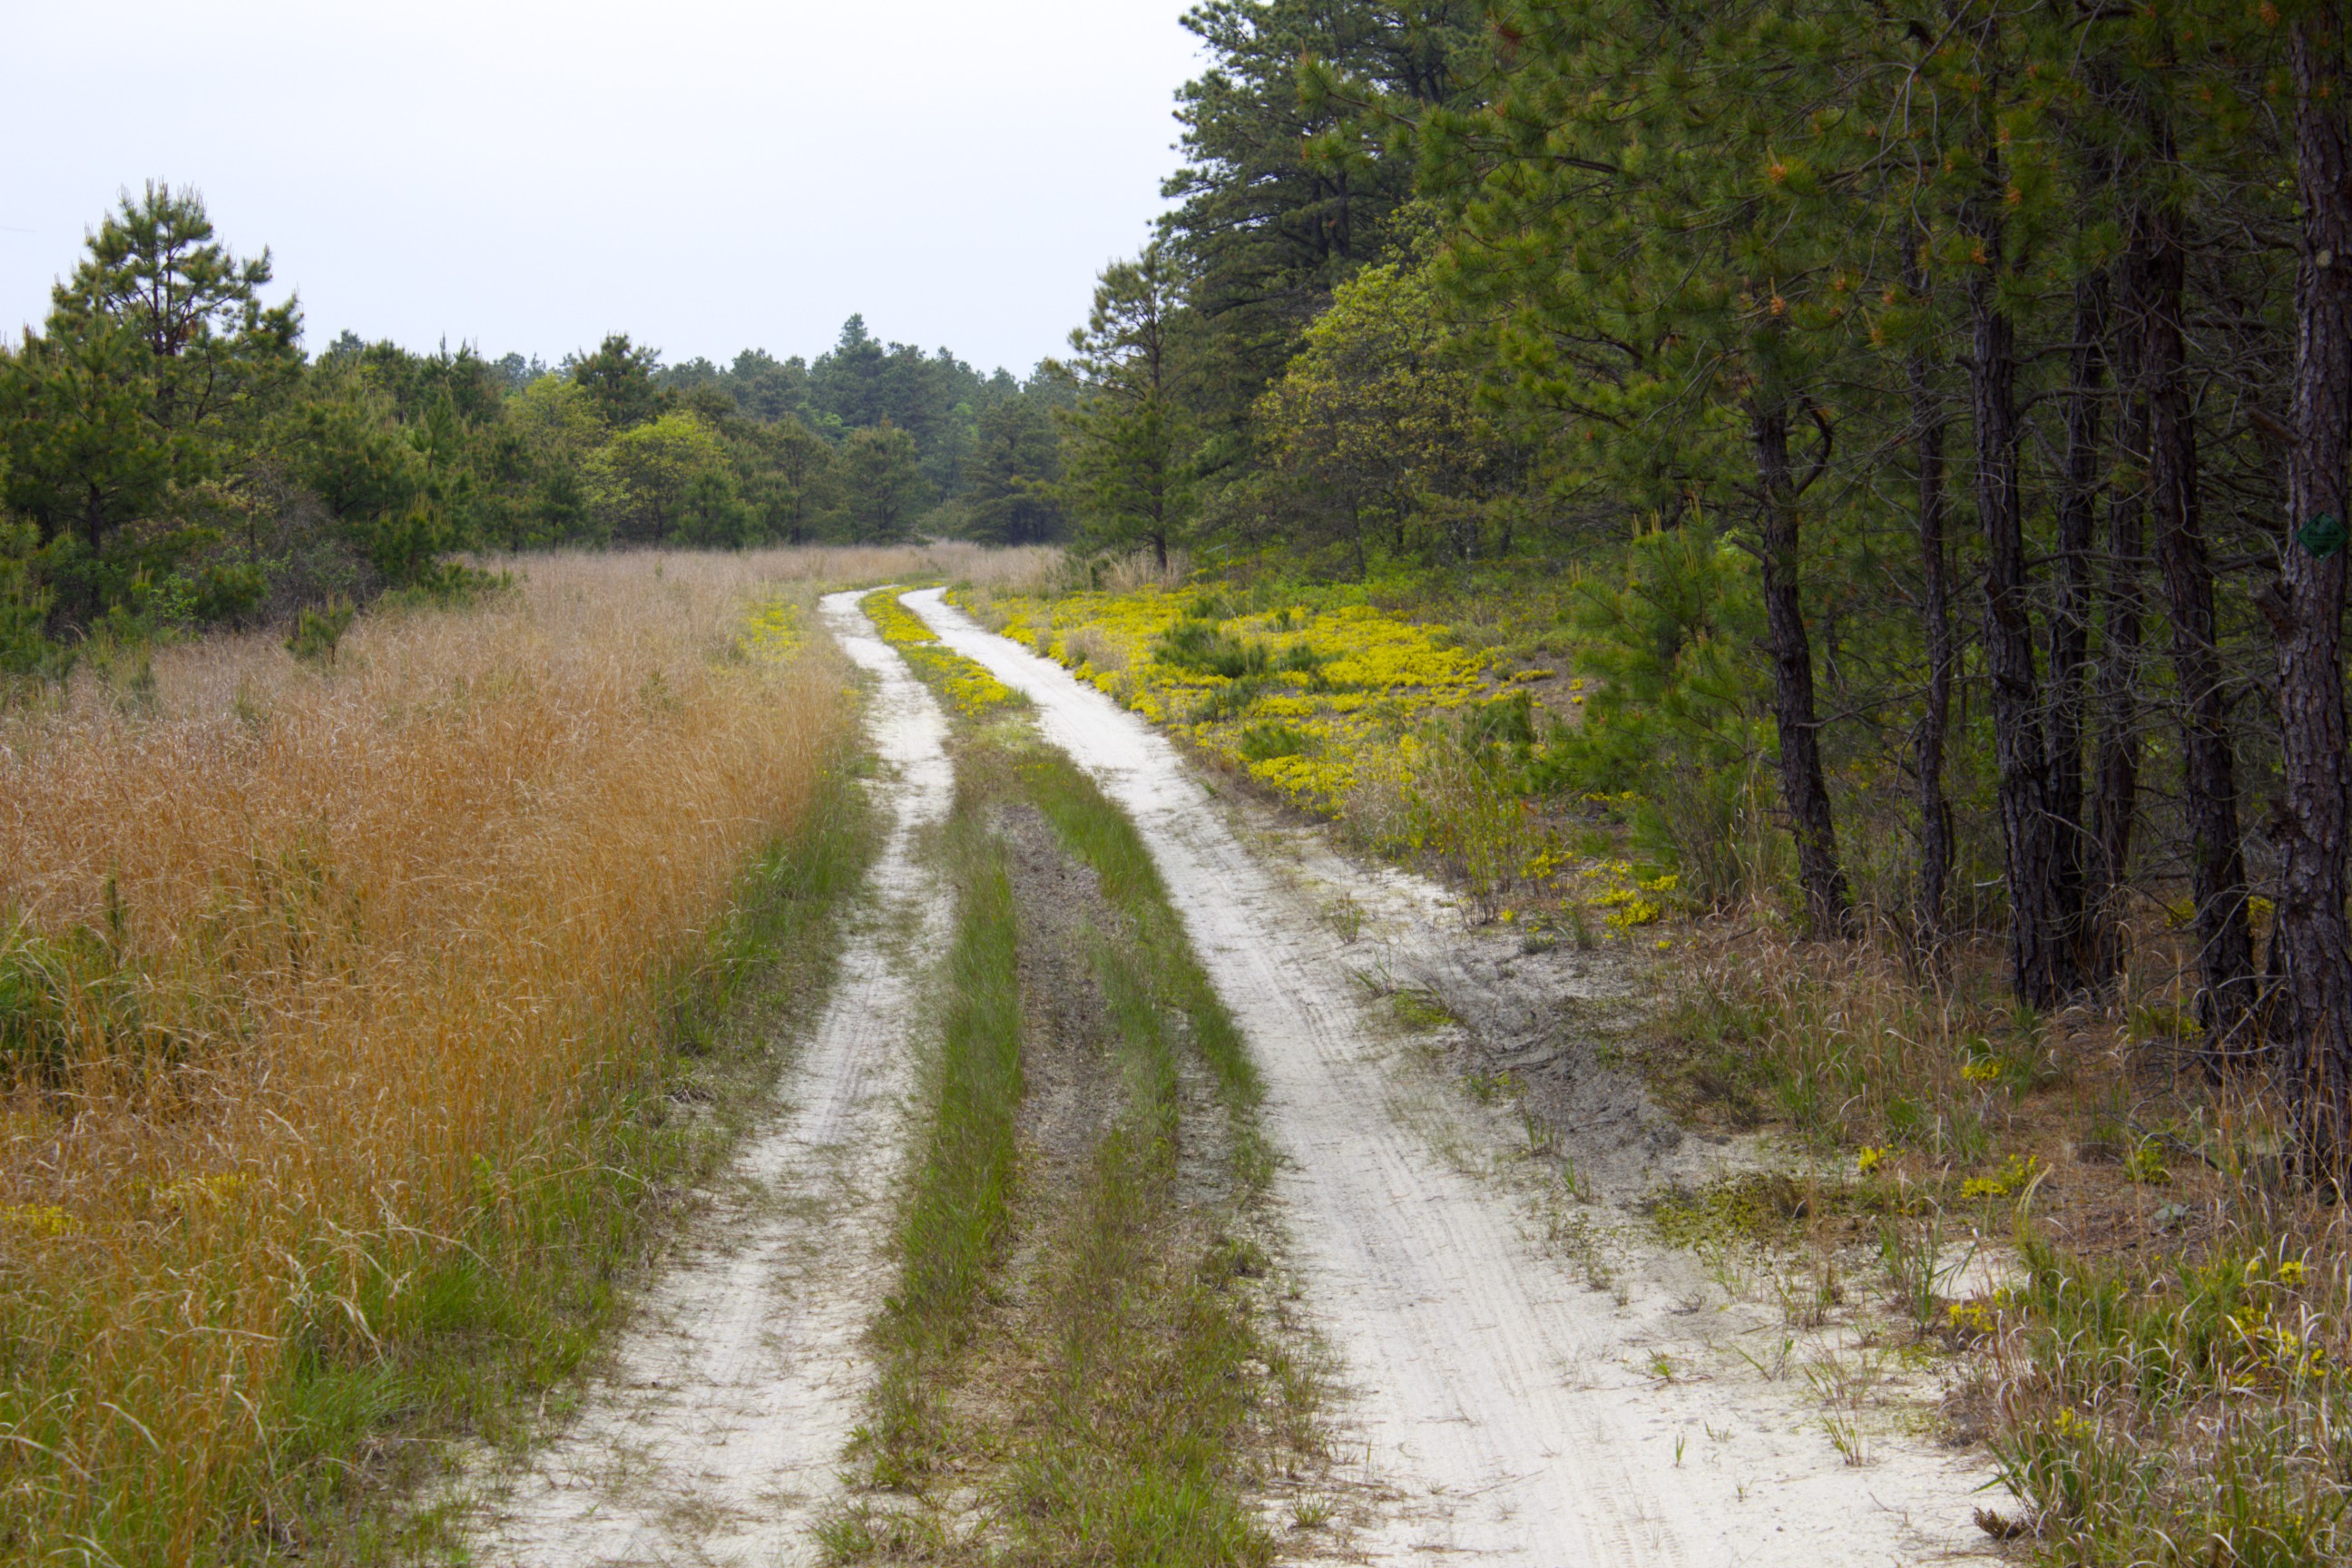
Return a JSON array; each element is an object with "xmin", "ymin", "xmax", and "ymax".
[{"xmin": 904, "ymin": 586, "xmax": 1997, "ymax": 1567}]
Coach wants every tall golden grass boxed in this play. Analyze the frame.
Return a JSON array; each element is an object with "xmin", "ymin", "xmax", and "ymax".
[{"xmin": 0, "ymin": 546, "xmax": 998, "ymax": 1561}]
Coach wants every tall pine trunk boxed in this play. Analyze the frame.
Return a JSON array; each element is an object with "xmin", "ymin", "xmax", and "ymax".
[
  {"xmin": 2142, "ymin": 189, "xmax": 2257, "ymax": 1065},
  {"xmin": 2092, "ymin": 243, "xmax": 2150, "ymax": 982},
  {"xmin": 1752, "ymin": 399, "xmax": 1853, "ymax": 937},
  {"xmin": 1969, "ymin": 261, "xmax": 2080, "ymax": 1006},
  {"xmin": 2274, "ymin": 7, "xmax": 2352, "ymax": 1178},
  {"xmin": 1906, "ymin": 259, "xmax": 1955, "ymax": 948},
  {"xmin": 2049, "ymin": 271, "xmax": 2108, "ymax": 979}
]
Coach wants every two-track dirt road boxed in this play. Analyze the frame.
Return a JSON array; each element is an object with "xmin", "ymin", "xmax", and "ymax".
[
  {"xmin": 458, "ymin": 588, "xmax": 1994, "ymax": 1566},
  {"xmin": 903, "ymin": 587, "xmax": 1995, "ymax": 1566}
]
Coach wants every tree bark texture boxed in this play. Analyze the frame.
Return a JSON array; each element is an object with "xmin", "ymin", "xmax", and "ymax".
[
  {"xmin": 1906, "ymin": 257, "xmax": 1955, "ymax": 948},
  {"xmin": 2278, "ymin": 8, "xmax": 2352, "ymax": 1179},
  {"xmin": 2092, "ymin": 243, "xmax": 2150, "ymax": 984},
  {"xmin": 2142, "ymin": 191, "xmax": 2258, "ymax": 1064},
  {"xmin": 1969, "ymin": 272, "xmax": 2079, "ymax": 1007},
  {"xmin": 2049, "ymin": 270, "xmax": 2107, "ymax": 980},
  {"xmin": 1752, "ymin": 400, "xmax": 1853, "ymax": 938}
]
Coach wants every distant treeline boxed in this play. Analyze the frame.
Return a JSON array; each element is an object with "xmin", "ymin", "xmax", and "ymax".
[{"xmin": 0, "ymin": 185, "xmax": 1070, "ymax": 665}]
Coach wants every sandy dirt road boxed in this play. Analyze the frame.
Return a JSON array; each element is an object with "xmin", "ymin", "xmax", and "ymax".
[
  {"xmin": 904, "ymin": 587, "xmax": 1994, "ymax": 1567},
  {"xmin": 460, "ymin": 590, "xmax": 951, "ymax": 1567}
]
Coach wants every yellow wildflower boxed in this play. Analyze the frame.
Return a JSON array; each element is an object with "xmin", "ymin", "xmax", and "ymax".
[{"xmin": 1, "ymin": 1204, "xmax": 79, "ymax": 1237}]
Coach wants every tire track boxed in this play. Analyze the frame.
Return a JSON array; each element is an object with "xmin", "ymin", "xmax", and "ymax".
[
  {"xmin": 460, "ymin": 590, "xmax": 951, "ymax": 1568},
  {"xmin": 903, "ymin": 586, "xmax": 1992, "ymax": 1566}
]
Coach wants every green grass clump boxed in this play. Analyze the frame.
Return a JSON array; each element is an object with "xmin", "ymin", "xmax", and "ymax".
[
  {"xmin": 1153, "ymin": 619, "xmax": 1277, "ymax": 682},
  {"xmin": 1988, "ymin": 1227, "xmax": 2352, "ymax": 1566},
  {"xmin": 858, "ymin": 802, "xmax": 1025, "ymax": 1487},
  {"xmin": 989, "ymin": 934, "xmax": 1274, "ymax": 1567},
  {"xmin": 835, "ymin": 605, "xmax": 1314, "ymax": 1565},
  {"xmin": 1014, "ymin": 747, "xmax": 1263, "ymax": 1136}
]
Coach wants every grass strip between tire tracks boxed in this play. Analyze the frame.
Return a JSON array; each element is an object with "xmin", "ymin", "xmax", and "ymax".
[
  {"xmin": 1016, "ymin": 747, "xmax": 1272, "ymax": 1192},
  {"xmin": 855, "ymin": 799, "xmax": 1025, "ymax": 1494},
  {"xmin": 832, "ymin": 590, "xmax": 1325, "ymax": 1567}
]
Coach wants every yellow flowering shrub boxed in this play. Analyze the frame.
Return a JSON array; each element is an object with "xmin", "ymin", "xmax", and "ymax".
[
  {"xmin": 861, "ymin": 589, "xmax": 1024, "ymax": 718},
  {"xmin": 1959, "ymin": 1153, "xmax": 2042, "ymax": 1200},
  {"xmin": 1947, "ymin": 1299, "xmax": 2000, "ymax": 1338},
  {"xmin": 954, "ymin": 583, "xmax": 1677, "ymax": 938},
  {"xmin": 962, "ymin": 585, "xmax": 1489, "ymax": 818},
  {"xmin": 737, "ymin": 593, "xmax": 802, "ymax": 664}
]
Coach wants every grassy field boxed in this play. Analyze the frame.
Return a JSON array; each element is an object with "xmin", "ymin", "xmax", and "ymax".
[
  {"xmin": 16, "ymin": 534, "xmax": 2329, "ymax": 1564},
  {"xmin": 0, "ymin": 547, "xmax": 1057, "ymax": 1564}
]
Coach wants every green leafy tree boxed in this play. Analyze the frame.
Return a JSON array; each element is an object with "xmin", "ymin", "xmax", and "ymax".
[
  {"xmin": 508, "ymin": 374, "xmax": 603, "ymax": 464},
  {"xmin": 1254, "ymin": 247, "xmax": 1508, "ymax": 574},
  {"xmin": 495, "ymin": 374, "xmax": 601, "ymax": 543},
  {"xmin": 587, "ymin": 411, "xmax": 730, "ymax": 543},
  {"xmin": 737, "ymin": 414, "xmax": 838, "ymax": 544},
  {"xmin": 677, "ymin": 467, "xmax": 754, "ymax": 548}
]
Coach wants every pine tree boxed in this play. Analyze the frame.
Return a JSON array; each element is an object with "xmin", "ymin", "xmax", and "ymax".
[
  {"xmin": 740, "ymin": 415, "xmax": 838, "ymax": 545},
  {"xmin": 1426, "ymin": 0, "xmax": 1860, "ymax": 934},
  {"xmin": 0, "ymin": 183, "xmax": 298, "ymax": 618},
  {"xmin": 569, "ymin": 334, "xmax": 665, "ymax": 428},
  {"xmin": 1165, "ymin": 0, "xmax": 1482, "ymax": 425},
  {"xmin": 962, "ymin": 398, "xmax": 1064, "ymax": 546},
  {"xmin": 1054, "ymin": 248, "xmax": 1200, "ymax": 570},
  {"xmin": 2274, "ymin": 0, "xmax": 2352, "ymax": 1176},
  {"xmin": 839, "ymin": 421, "xmax": 930, "ymax": 543}
]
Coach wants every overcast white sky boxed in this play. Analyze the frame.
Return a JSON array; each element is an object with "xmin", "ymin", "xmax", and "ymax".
[{"xmin": 0, "ymin": 0, "xmax": 1205, "ymax": 377}]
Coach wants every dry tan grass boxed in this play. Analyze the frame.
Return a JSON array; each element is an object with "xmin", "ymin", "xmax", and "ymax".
[
  {"xmin": 530, "ymin": 541, "xmax": 1069, "ymax": 598},
  {"xmin": 1645, "ymin": 905, "xmax": 2352, "ymax": 1561},
  {"xmin": 0, "ymin": 547, "xmax": 982, "ymax": 1560},
  {"xmin": 1099, "ymin": 547, "xmax": 1192, "ymax": 593}
]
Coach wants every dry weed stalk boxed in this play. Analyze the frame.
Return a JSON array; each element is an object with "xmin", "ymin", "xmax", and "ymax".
[{"xmin": 0, "ymin": 548, "xmax": 920, "ymax": 1557}]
